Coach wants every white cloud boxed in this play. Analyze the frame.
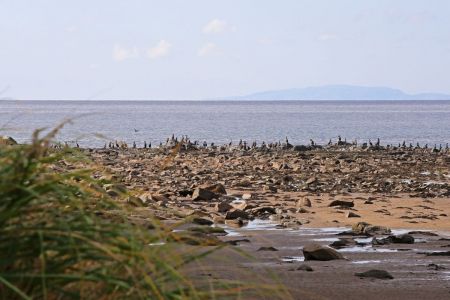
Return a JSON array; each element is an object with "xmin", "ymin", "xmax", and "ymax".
[
  {"xmin": 147, "ymin": 40, "xmax": 172, "ymax": 59},
  {"xmin": 198, "ymin": 42, "xmax": 220, "ymax": 57},
  {"xmin": 318, "ymin": 33, "xmax": 339, "ymax": 41},
  {"xmin": 112, "ymin": 44, "xmax": 139, "ymax": 61},
  {"xmin": 203, "ymin": 19, "xmax": 228, "ymax": 34}
]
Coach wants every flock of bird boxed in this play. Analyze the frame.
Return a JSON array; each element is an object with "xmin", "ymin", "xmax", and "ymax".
[{"xmin": 52, "ymin": 133, "xmax": 450, "ymax": 153}]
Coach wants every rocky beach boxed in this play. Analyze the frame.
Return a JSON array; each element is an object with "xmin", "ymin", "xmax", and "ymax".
[{"xmin": 78, "ymin": 140, "xmax": 450, "ymax": 299}]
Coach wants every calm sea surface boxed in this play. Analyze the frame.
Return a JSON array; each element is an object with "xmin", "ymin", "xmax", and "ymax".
[{"xmin": 1, "ymin": 100, "xmax": 449, "ymax": 148}]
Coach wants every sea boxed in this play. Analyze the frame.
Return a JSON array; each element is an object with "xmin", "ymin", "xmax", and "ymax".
[{"xmin": 1, "ymin": 100, "xmax": 449, "ymax": 148}]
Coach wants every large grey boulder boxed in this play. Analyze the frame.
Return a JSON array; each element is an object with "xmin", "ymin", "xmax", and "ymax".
[{"xmin": 302, "ymin": 243, "xmax": 344, "ymax": 261}]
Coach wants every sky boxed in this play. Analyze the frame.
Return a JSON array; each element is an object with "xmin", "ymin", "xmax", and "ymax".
[{"xmin": 1, "ymin": 0, "xmax": 450, "ymax": 100}]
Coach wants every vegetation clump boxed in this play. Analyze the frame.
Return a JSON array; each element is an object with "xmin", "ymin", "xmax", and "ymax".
[{"xmin": 0, "ymin": 129, "xmax": 227, "ymax": 299}]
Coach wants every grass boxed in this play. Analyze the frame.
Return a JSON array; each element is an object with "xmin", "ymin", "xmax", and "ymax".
[
  {"xmin": 0, "ymin": 127, "xmax": 237, "ymax": 300},
  {"xmin": 0, "ymin": 126, "xmax": 291, "ymax": 300}
]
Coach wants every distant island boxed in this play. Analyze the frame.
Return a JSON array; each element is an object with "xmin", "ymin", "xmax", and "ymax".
[{"xmin": 219, "ymin": 85, "xmax": 450, "ymax": 101}]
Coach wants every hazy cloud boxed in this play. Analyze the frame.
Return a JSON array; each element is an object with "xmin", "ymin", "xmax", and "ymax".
[
  {"xmin": 112, "ymin": 44, "xmax": 139, "ymax": 61},
  {"xmin": 203, "ymin": 19, "xmax": 228, "ymax": 34},
  {"xmin": 198, "ymin": 42, "xmax": 220, "ymax": 57},
  {"xmin": 148, "ymin": 40, "xmax": 172, "ymax": 59}
]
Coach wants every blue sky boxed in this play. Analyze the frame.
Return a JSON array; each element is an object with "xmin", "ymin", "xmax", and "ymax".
[{"xmin": 1, "ymin": 0, "xmax": 450, "ymax": 100}]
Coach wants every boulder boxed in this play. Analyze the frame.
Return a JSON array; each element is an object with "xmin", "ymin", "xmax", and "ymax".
[
  {"xmin": 225, "ymin": 209, "xmax": 249, "ymax": 220},
  {"xmin": 192, "ymin": 188, "xmax": 217, "ymax": 201},
  {"xmin": 215, "ymin": 201, "xmax": 233, "ymax": 213},
  {"xmin": 192, "ymin": 217, "xmax": 214, "ymax": 226},
  {"xmin": 302, "ymin": 243, "xmax": 344, "ymax": 261},
  {"xmin": 204, "ymin": 183, "xmax": 227, "ymax": 195},
  {"xmin": 355, "ymin": 270, "xmax": 393, "ymax": 280}
]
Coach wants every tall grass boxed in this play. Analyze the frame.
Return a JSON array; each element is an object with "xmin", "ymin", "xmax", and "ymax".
[{"xmin": 0, "ymin": 128, "xmax": 231, "ymax": 299}]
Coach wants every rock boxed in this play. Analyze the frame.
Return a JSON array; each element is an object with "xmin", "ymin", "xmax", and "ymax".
[
  {"xmin": 294, "ymin": 145, "xmax": 310, "ymax": 151},
  {"xmin": 215, "ymin": 201, "xmax": 233, "ymax": 213},
  {"xmin": 192, "ymin": 217, "xmax": 214, "ymax": 226},
  {"xmin": 302, "ymin": 243, "xmax": 344, "ymax": 261},
  {"xmin": 204, "ymin": 183, "xmax": 227, "ymax": 195},
  {"xmin": 225, "ymin": 218, "xmax": 248, "ymax": 228},
  {"xmin": 328, "ymin": 200, "xmax": 354, "ymax": 208},
  {"xmin": 390, "ymin": 234, "xmax": 415, "ymax": 244},
  {"xmin": 104, "ymin": 183, "xmax": 127, "ymax": 194},
  {"xmin": 426, "ymin": 251, "xmax": 450, "ymax": 256},
  {"xmin": 305, "ymin": 177, "xmax": 317, "ymax": 185},
  {"xmin": 231, "ymin": 200, "xmax": 248, "ymax": 211},
  {"xmin": 257, "ymin": 246, "xmax": 278, "ymax": 251},
  {"xmin": 329, "ymin": 238, "xmax": 355, "ymax": 249},
  {"xmin": 427, "ymin": 263, "xmax": 446, "ymax": 270},
  {"xmin": 126, "ymin": 196, "xmax": 146, "ymax": 207},
  {"xmin": 226, "ymin": 239, "xmax": 251, "ymax": 245},
  {"xmin": 212, "ymin": 215, "xmax": 225, "ymax": 224},
  {"xmin": 0, "ymin": 136, "xmax": 17, "ymax": 146},
  {"xmin": 249, "ymin": 206, "xmax": 276, "ymax": 216},
  {"xmin": 297, "ymin": 207, "xmax": 310, "ymax": 213},
  {"xmin": 408, "ymin": 231, "xmax": 439, "ymax": 236},
  {"xmin": 188, "ymin": 226, "xmax": 227, "ymax": 235},
  {"xmin": 352, "ymin": 222, "xmax": 391, "ymax": 235},
  {"xmin": 242, "ymin": 193, "xmax": 252, "ymax": 200},
  {"xmin": 225, "ymin": 209, "xmax": 249, "ymax": 220},
  {"xmin": 297, "ymin": 264, "xmax": 314, "ymax": 272},
  {"xmin": 263, "ymin": 185, "xmax": 278, "ymax": 193},
  {"xmin": 150, "ymin": 194, "xmax": 171, "ymax": 202},
  {"xmin": 346, "ymin": 211, "xmax": 361, "ymax": 218},
  {"xmin": 355, "ymin": 270, "xmax": 394, "ymax": 280},
  {"xmin": 297, "ymin": 197, "xmax": 312, "ymax": 207},
  {"xmin": 192, "ymin": 188, "xmax": 217, "ymax": 201}
]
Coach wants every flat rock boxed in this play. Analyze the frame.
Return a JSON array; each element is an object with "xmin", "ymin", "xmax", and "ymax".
[
  {"xmin": 329, "ymin": 200, "xmax": 354, "ymax": 208},
  {"xmin": 355, "ymin": 269, "xmax": 394, "ymax": 280},
  {"xmin": 257, "ymin": 246, "xmax": 278, "ymax": 251}
]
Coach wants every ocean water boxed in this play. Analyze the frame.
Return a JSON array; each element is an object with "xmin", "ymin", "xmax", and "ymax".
[{"xmin": 0, "ymin": 100, "xmax": 449, "ymax": 148}]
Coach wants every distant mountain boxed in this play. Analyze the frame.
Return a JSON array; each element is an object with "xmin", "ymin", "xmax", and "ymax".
[{"xmin": 220, "ymin": 85, "xmax": 450, "ymax": 100}]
